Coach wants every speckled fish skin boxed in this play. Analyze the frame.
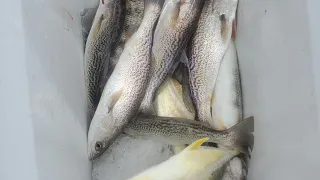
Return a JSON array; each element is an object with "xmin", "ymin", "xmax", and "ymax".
[
  {"xmin": 84, "ymin": 0, "xmax": 124, "ymax": 114},
  {"xmin": 153, "ymin": 77, "xmax": 195, "ymax": 154},
  {"xmin": 124, "ymin": 115, "xmax": 254, "ymax": 152},
  {"xmin": 128, "ymin": 138, "xmax": 240, "ymax": 180},
  {"xmin": 98, "ymin": 0, "xmax": 145, "ymax": 97},
  {"xmin": 109, "ymin": 0, "xmax": 145, "ymax": 70},
  {"xmin": 139, "ymin": 0, "xmax": 205, "ymax": 114},
  {"xmin": 211, "ymin": 40, "xmax": 243, "ymax": 130},
  {"xmin": 87, "ymin": 0, "xmax": 164, "ymax": 160},
  {"xmin": 187, "ymin": 0, "xmax": 238, "ymax": 127}
]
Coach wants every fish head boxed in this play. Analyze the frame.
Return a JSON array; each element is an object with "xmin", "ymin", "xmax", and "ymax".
[{"xmin": 87, "ymin": 112, "xmax": 116, "ymax": 160}]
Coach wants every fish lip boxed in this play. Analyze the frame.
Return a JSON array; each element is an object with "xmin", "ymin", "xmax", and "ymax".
[{"xmin": 89, "ymin": 150, "xmax": 104, "ymax": 160}]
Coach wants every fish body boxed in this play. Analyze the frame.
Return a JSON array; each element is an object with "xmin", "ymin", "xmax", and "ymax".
[
  {"xmin": 87, "ymin": 0, "xmax": 164, "ymax": 160},
  {"xmin": 125, "ymin": 115, "xmax": 254, "ymax": 152},
  {"xmin": 80, "ymin": 7, "xmax": 98, "ymax": 49},
  {"xmin": 129, "ymin": 138, "xmax": 240, "ymax": 180},
  {"xmin": 187, "ymin": 0, "xmax": 238, "ymax": 127},
  {"xmin": 139, "ymin": 0, "xmax": 205, "ymax": 114},
  {"xmin": 211, "ymin": 40, "xmax": 242, "ymax": 130},
  {"xmin": 99, "ymin": 0, "xmax": 145, "ymax": 95},
  {"xmin": 109, "ymin": 0, "xmax": 145, "ymax": 70},
  {"xmin": 212, "ymin": 40, "xmax": 247, "ymax": 180},
  {"xmin": 84, "ymin": 0, "xmax": 124, "ymax": 113},
  {"xmin": 154, "ymin": 77, "xmax": 195, "ymax": 154},
  {"xmin": 154, "ymin": 78, "xmax": 195, "ymax": 120}
]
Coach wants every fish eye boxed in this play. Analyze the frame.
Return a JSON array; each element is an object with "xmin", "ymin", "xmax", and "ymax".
[{"xmin": 95, "ymin": 141, "xmax": 103, "ymax": 151}]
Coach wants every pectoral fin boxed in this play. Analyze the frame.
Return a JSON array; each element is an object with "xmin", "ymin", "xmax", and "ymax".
[{"xmin": 107, "ymin": 88, "xmax": 123, "ymax": 113}]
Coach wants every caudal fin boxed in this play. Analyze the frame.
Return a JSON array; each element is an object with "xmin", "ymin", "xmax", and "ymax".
[{"xmin": 226, "ymin": 116, "xmax": 254, "ymax": 151}]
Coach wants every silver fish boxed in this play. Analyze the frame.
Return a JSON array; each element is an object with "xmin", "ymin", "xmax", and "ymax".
[
  {"xmin": 109, "ymin": 0, "xmax": 145, "ymax": 71},
  {"xmin": 84, "ymin": 0, "xmax": 124, "ymax": 114},
  {"xmin": 212, "ymin": 40, "xmax": 247, "ymax": 180},
  {"xmin": 80, "ymin": 7, "xmax": 98, "ymax": 50},
  {"xmin": 211, "ymin": 39, "xmax": 242, "ymax": 130},
  {"xmin": 98, "ymin": 0, "xmax": 145, "ymax": 97},
  {"xmin": 187, "ymin": 0, "xmax": 238, "ymax": 127},
  {"xmin": 87, "ymin": 0, "xmax": 164, "ymax": 160},
  {"xmin": 139, "ymin": 0, "xmax": 205, "ymax": 114},
  {"xmin": 124, "ymin": 115, "xmax": 254, "ymax": 153},
  {"xmin": 154, "ymin": 77, "xmax": 195, "ymax": 154}
]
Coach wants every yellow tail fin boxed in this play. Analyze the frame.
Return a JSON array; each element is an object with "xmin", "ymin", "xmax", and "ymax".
[{"xmin": 184, "ymin": 138, "xmax": 209, "ymax": 151}]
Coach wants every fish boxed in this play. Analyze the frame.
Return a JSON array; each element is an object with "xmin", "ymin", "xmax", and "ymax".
[
  {"xmin": 211, "ymin": 40, "xmax": 248, "ymax": 180},
  {"xmin": 87, "ymin": 0, "xmax": 165, "ymax": 160},
  {"xmin": 80, "ymin": 7, "xmax": 98, "ymax": 50},
  {"xmin": 124, "ymin": 115, "xmax": 254, "ymax": 153},
  {"xmin": 154, "ymin": 77, "xmax": 195, "ymax": 154},
  {"xmin": 219, "ymin": 157, "xmax": 247, "ymax": 180},
  {"xmin": 211, "ymin": 40, "xmax": 242, "ymax": 130},
  {"xmin": 154, "ymin": 78, "xmax": 195, "ymax": 120},
  {"xmin": 179, "ymin": 52, "xmax": 196, "ymax": 115},
  {"xmin": 84, "ymin": 0, "xmax": 124, "ymax": 114},
  {"xmin": 128, "ymin": 138, "xmax": 241, "ymax": 180},
  {"xmin": 139, "ymin": 0, "xmax": 205, "ymax": 114},
  {"xmin": 98, "ymin": 0, "xmax": 145, "ymax": 97},
  {"xmin": 109, "ymin": 0, "xmax": 145, "ymax": 72},
  {"xmin": 187, "ymin": 0, "xmax": 238, "ymax": 127}
]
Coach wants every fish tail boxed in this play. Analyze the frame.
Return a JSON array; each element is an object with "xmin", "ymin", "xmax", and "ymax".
[{"xmin": 226, "ymin": 116, "xmax": 254, "ymax": 151}]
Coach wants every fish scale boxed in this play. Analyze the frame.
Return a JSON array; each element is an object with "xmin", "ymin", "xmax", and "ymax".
[
  {"xmin": 87, "ymin": 0, "xmax": 165, "ymax": 160},
  {"xmin": 84, "ymin": 0, "xmax": 124, "ymax": 113},
  {"xmin": 109, "ymin": 0, "xmax": 145, "ymax": 70},
  {"xmin": 124, "ymin": 115, "xmax": 254, "ymax": 151},
  {"xmin": 139, "ymin": 0, "xmax": 205, "ymax": 114},
  {"xmin": 187, "ymin": 0, "xmax": 238, "ymax": 127}
]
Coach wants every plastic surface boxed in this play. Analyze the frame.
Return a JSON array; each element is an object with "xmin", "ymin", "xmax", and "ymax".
[{"xmin": 1, "ymin": 0, "xmax": 320, "ymax": 180}]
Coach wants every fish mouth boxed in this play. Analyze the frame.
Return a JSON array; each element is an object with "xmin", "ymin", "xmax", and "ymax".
[{"xmin": 89, "ymin": 150, "xmax": 104, "ymax": 160}]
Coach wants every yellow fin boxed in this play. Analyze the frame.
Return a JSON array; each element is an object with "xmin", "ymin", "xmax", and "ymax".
[
  {"xmin": 92, "ymin": 14, "xmax": 104, "ymax": 39},
  {"xmin": 184, "ymin": 138, "xmax": 209, "ymax": 151},
  {"xmin": 107, "ymin": 88, "xmax": 123, "ymax": 113}
]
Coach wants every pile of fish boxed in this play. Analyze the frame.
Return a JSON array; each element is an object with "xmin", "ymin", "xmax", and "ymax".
[{"xmin": 82, "ymin": 0, "xmax": 254, "ymax": 179}]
